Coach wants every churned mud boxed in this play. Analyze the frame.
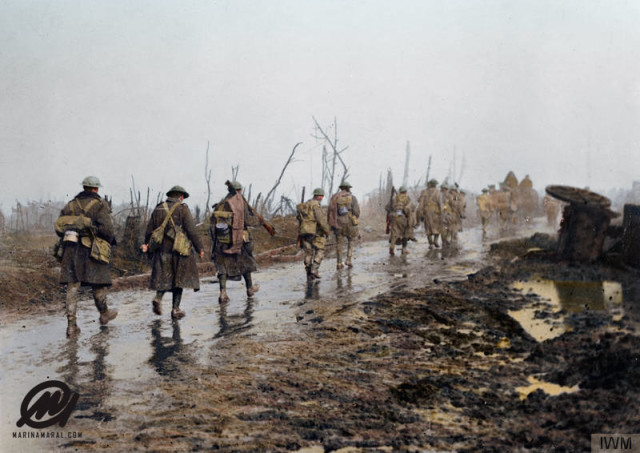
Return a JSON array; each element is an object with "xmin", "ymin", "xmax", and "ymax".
[{"xmin": 2, "ymin": 221, "xmax": 639, "ymax": 452}]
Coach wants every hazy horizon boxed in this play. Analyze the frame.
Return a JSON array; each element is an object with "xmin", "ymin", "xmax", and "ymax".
[{"xmin": 2, "ymin": 0, "xmax": 639, "ymax": 216}]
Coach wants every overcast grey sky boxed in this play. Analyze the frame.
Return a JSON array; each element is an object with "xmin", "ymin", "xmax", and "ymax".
[{"xmin": 1, "ymin": 0, "xmax": 639, "ymax": 214}]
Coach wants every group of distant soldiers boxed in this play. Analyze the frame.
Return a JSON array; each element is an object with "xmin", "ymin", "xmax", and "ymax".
[
  {"xmin": 382, "ymin": 180, "xmax": 467, "ymax": 254},
  {"xmin": 475, "ymin": 172, "xmax": 542, "ymax": 234}
]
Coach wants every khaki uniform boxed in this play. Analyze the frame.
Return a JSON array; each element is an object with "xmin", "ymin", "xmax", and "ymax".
[
  {"xmin": 445, "ymin": 190, "xmax": 462, "ymax": 242},
  {"xmin": 328, "ymin": 190, "xmax": 360, "ymax": 268},
  {"xmin": 476, "ymin": 193, "xmax": 493, "ymax": 233},
  {"xmin": 417, "ymin": 186, "xmax": 442, "ymax": 247},
  {"xmin": 145, "ymin": 197, "xmax": 204, "ymax": 311},
  {"xmin": 493, "ymin": 189, "xmax": 511, "ymax": 229},
  {"xmin": 386, "ymin": 192, "xmax": 416, "ymax": 254},
  {"xmin": 57, "ymin": 190, "xmax": 116, "ymax": 328},
  {"xmin": 298, "ymin": 198, "xmax": 330, "ymax": 278}
]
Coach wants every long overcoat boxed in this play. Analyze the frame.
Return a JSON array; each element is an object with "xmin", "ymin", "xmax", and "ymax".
[
  {"xmin": 58, "ymin": 191, "xmax": 115, "ymax": 286},
  {"xmin": 144, "ymin": 197, "xmax": 204, "ymax": 291}
]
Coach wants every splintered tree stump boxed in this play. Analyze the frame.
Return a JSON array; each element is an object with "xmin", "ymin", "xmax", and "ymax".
[
  {"xmin": 546, "ymin": 185, "xmax": 615, "ymax": 262},
  {"xmin": 623, "ymin": 204, "xmax": 640, "ymax": 268},
  {"xmin": 122, "ymin": 215, "xmax": 142, "ymax": 259}
]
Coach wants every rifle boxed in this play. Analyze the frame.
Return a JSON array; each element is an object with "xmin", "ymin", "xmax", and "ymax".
[
  {"xmin": 385, "ymin": 186, "xmax": 396, "ymax": 234},
  {"xmin": 225, "ymin": 180, "xmax": 276, "ymax": 236},
  {"xmin": 297, "ymin": 186, "xmax": 305, "ymax": 248}
]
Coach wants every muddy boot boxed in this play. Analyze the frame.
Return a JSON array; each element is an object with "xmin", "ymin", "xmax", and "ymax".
[
  {"xmin": 66, "ymin": 318, "xmax": 81, "ymax": 338},
  {"xmin": 310, "ymin": 266, "xmax": 321, "ymax": 280},
  {"xmin": 433, "ymin": 234, "xmax": 440, "ymax": 248},
  {"xmin": 336, "ymin": 261, "xmax": 344, "ymax": 269},
  {"xmin": 307, "ymin": 272, "xmax": 315, "ymax": 282},
  {"xmin": 171, "ymin": 308, "xmax": 186, "ymax": 319},
  {"xmin": 152, "ymin": 291, "xmax": 163, "ymax": 315},
  {"xmin": 99, "ymin": 309, "xmax": 118, "ymax": 325},
  {"xmin": 219, "ymin": 289, "xmax": 230, "ymax": 303},
  {"xmin": 401, "ymin": 247, "xmax": 409, "ymax": 255},
  {"xmin": 389, "ymin": 246, "xmax": 395, "ymax": 256},
  {"xmin": 244, "ymin": 273, "xmax": 259, "ymax": 297},
  {"xmin": 171, "ymin": 289, "xmax": 185, "ymax": 319}
]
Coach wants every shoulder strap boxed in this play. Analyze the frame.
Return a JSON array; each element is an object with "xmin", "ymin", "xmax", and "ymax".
[
  {"xmin": 72, "ymin": 198, "xmax": 99, "ymax": 215},
  {"xmin": 161, "ymin": 202, "xmax": 181, "ymax": 230}
]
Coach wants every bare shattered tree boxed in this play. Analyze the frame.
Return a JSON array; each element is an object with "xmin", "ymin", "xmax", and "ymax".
[
  {"xmin": 312, "ymin": 116, "xmax": 349, "ymax": 197},
  {"xmin": 259, "ymin": 142, "xmax": 301, "ymax": 215},
  {"xmin": 204, "ymin": 141, "xmax": 212, "ymax": 219}
]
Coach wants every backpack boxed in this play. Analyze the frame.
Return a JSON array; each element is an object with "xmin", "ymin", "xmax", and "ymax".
[
  {"xmin": 297, "ymin": 201, "xmax": 317, "ymax": 235},
  {"xmin": 212, "ymin": 209, "xmax": 234, "ymax": 244},
  {"xmin": 149, "ymin": 202, "xmax": 181, "ymax": 253}
]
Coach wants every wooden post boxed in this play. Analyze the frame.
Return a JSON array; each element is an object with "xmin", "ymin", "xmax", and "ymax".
[{"xmin": 622, "ymin": 204, "xmax": 640, "ymax": 268}]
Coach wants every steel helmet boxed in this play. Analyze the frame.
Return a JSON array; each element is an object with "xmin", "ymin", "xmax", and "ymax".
[
  {"xmin": 313, "ymin": 188, "xmax": 325, "ymax": 196},
  {"xmin": 428, "ymin": 179, "xmax": 438, "ymax": 186},
  {"xmin": 166, "ymin": 185, "xmax": 190, "ymax": 199},
  {"xmin": 339, "ymin": 180, "xmax": 352, "ymax": 189},
  {"xmin": 399, "ymin": 186, "xmax": 408, "ymax": 193},
  {"xmin": 229, "ymin": 181, "xmax": 242, "ymax": 190},
  {"xmin": 81, "ymin": 176, "xmax": 102, "ymax": 188}
]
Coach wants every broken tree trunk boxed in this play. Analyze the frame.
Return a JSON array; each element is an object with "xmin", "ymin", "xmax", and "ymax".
[{"xmin": 547, "ymin": 185, "xmax": 615, "ymax": 262}]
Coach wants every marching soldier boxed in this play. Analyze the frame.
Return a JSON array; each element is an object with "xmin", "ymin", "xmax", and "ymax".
[
  {"xmin": 447, "ymin": 185, "xmax": 463, "ymax": 243},
  {"xmin": 142, "ymin": 185, "xmax": 205, "ymax": 320},
  {"xmin": 440, "ymin": 183, "xmax": 454, "ymax": 246},
  {"xmin": 328, "ymin": 181, "xmax": 360, "ymax": 269},
  {"xmin": 385, "ymin": 186, "xmax": 416, "ymax": 255},
  {"xmin": 297, "ymin": 188, "xmax": 331, "ymax": 281},
  {"xmin": 417, "ymin": 179, "xmax": 443, "ymax": 248},
  {"xmin": 476, "ymin": 188, "xmax": 493, "ymax": 235},
  {"xmin": 210, "ymin": 181, "xmax": 261, "ymax": 303},
  {"xmin": 494, "ymin": 183, "xmax": 512, "ymax": 230},
  {"xmin": 56, "ymin": 176, "xmax": 118, "ymax": 337}
]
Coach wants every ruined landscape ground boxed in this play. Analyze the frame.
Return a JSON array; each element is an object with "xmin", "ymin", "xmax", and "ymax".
[{"xmin": 1, "ymin": 217, "xmax": 639, "ymax": 452}]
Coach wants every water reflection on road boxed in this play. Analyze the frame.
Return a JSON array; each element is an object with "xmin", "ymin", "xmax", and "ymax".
[{"xmin": 1, "ymin": 223, "xmax": 520, "ymax": 449}]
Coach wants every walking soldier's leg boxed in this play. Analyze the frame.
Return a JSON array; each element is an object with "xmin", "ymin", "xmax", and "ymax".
[
  {"xmin": 94, "ymin": 285, "xmax": 118, "ymax": 325},
  {"xmin": 171, "ymin": 288, "xmax": 185, "ymax": 319},
  {"xmin": 218, "ymin": 273, "xmax": 230, "ymax": 303}
]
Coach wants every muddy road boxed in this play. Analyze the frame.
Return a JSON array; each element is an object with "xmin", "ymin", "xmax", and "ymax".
[{"xmin": 2, "ymin": 221, "xmax": 639, "ymax": 452}]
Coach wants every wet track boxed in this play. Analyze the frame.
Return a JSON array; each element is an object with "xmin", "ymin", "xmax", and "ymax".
[{"xmin": 1, "ymin": 224, "xmax": 544, "ymax": 451}]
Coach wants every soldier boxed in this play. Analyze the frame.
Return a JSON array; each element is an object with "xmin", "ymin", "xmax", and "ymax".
[
  {"xmin": 476, "ymin": 188, "xmax": 493, "ymax": 235},
  {"xmin": 328, "ymin": 181, "xmax": 360, "ymax": 269},
  {"xmin": 385, "ymin": 186, "xmax": 416, "ymax": 255},
  {"xmin": 440, "ymin": 183, "xmax": 453, "ymax": 246},
  {"xmin": 56, "ymin": 176, "xmax": 118, "ymax": 337},
  {"xmin": 543, "ymin": 194, "xmax": 561, "ymax": 227},
  {"xmin": 297, "ymin": 188, "xmax": 331, "ymax": 281},
  {"xmin": 210, "ymin": 181, "xmax": 261, "ymax": 303},
  {"xmin": 447, "ymin": 185, "xmax": 463, "ymax": 242},
  {"xmin": 142, "ymin": 185, "xmax": 205, "ymax": 320},
  {"xmin": 417, "ymin": 179, "xmax": 442, "ymax": 248}
]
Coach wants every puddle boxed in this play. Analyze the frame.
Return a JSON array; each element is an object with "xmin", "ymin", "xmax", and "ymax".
[
  {"xmin": 516, "ymin": 376, "xmax": 579, "ymax": 400},
  {"xmin": 510, "ymin": 278, "xmax": 624, "ymax": 342}
]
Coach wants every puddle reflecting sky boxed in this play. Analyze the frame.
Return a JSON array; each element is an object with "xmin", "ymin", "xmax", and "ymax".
[{"xmin": 510, "ymin": 278, "xmax": 624, "ymax": 342}]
